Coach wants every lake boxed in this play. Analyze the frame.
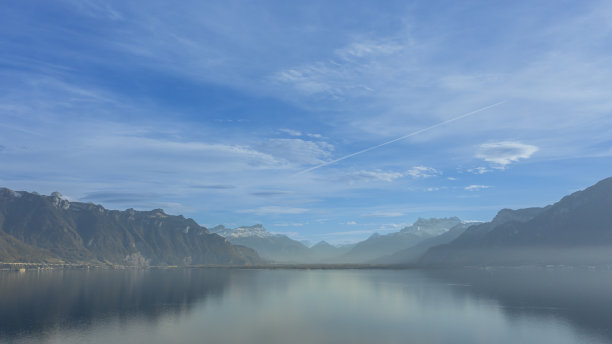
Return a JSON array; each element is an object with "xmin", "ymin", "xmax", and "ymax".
[{"xmin": 1, "ymin": 267, "xmax": 611, "ymax": 344}]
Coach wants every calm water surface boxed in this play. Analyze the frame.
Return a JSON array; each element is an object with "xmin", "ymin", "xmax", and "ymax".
[{"xmin": 1, "ymin": 268, "xmax": 611, "ymax": 344}]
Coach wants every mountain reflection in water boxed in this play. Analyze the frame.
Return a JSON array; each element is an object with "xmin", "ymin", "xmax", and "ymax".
[{"xmin": 0, "ymin": 268, "xmax": 610, "ymax": 344}]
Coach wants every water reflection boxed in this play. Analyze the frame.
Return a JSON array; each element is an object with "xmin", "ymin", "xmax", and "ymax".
[
  {"xmin": 425, "ymin": 267, "xmax": 612, "ymax": 343},
  {"xmin": 0, "ymin": 269, "xmax": 231, "ymax": 339},
  {"xmin": 0, "ymin": 268, "xmax": 610, "ymax": 344}
]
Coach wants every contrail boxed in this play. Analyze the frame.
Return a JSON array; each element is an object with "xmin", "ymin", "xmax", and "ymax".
[{"xmin": 295, "ymin": 101, "xmax": 506, "ymax": 175}]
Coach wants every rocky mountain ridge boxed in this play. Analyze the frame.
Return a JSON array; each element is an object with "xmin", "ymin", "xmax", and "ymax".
[
  {"xmin": 420, "ymin": 177, "xmax": 612, "ymax": 266},
  {"xmin": 0, "ymin": 188, "xmax": 261, "ymax": 266}
]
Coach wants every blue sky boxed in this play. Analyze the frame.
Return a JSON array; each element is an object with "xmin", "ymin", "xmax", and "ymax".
[{"xmin": 1, "ymin": 0, "xmax": 612, "ymax": 244}]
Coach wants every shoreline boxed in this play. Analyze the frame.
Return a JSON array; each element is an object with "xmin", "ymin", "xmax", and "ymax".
[
  {"xmin": 3, "ymin": 262, "xmax": 612, "ymax": 272},
  {"xmin": 0, "ymin": 262, "xmax": 417, "ymax": 271}
]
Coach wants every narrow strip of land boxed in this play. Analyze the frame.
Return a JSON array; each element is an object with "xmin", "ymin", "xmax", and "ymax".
[{"xmin": 0, "ymin": 262, "xmax": 417, "ymax": 271}]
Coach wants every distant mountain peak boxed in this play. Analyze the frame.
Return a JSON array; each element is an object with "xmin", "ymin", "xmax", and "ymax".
[
  {"xmin": 340, "ymin": 218, "xmax": 463, "ymax": 264},
  {"xmin": 211, "ymin": 224, "xmax": 314, "ymax": 263},
  {"xmin": 300, "ymin": 240, "xmax": 313, "ymax": 248},
  {"xmin": 312, "ymin": 240, "xmax": 334, "ymax": 248},
  {"xmin": 413, "ymin": 216, "xmax": 460, "ymax": 225},
  {"xmin": 210, "ymin": 225, "xmax": 227, "ymax": 232},
  {"xmin": 244, "ymin": 224, "xmax": 264, "ymax": 229},
  {"xmin": 400, "ymin": 217, "xmax": 462, "ymax": 236},
  {"xmin": 490, "ymin": 207, "xmax": 547, "ymax": 226}
]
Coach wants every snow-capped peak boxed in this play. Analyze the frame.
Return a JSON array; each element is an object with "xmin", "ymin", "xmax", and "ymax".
[{"xmin": 211, "ymin": 224, "xmax": 274, "ymax": 239}]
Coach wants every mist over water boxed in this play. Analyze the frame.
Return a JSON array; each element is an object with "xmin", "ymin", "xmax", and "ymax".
[{"xmin": 1, "ymin": 268, "xmax": 610, "ymax": 344}]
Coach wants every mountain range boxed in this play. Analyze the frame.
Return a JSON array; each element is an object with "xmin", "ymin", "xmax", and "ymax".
[
  {"xmin": 2, "ymin": 176, "xmax": 612, "ymax": 267},
  {"xmin": 210, "ymin": 224, "xmax": 352, "ymax": 263},
  {"xmin": 210, "ymin": 224, "xmax": 310, "ymax": 262},
  {"xmin": 420, "ymin": 177, "xmax": 612, "ymax": 266},
  {"xmin": 337, "ymin": 217, "xmax": 464, "ymax": 263},
  {"xmin": 0, "ymin": 188, "xmax": 261, "ymax": 266},
  {"xmin": 373, "ymin": 222, "xmax": 474, "ymax": 264}
]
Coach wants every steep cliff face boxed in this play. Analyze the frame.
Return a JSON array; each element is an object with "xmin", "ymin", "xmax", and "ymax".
[{"xmin": 0, "ymin": 188, "xmax": 261, "ymax": 266}]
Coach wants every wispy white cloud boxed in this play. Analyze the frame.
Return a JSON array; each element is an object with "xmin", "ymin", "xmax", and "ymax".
[
  {"xmin": 347, "ymin": 170, "xmax": 404, "ymax": 183},
  {"xmin": 467, "ymin": 166, "xmax": 491, "ymax": 174},
  {"xmin": 334, "ymin": 41, "xmax": 405, "ymax": 60},
  {"xmin": 278, "ymin": 128, "xmax": 302, "ymax": 136},
  {"xmin": 272, "ymin": 64, "xmax": 343, "ymax": 97},
  {"xmin": 476, "ymin": 141, "xmax": 539, "ymax": 167},
  {"xmin": 250, "ymin": 190, "xmax": 291, "ymax": 197},
  {"xmin": 102, "ymin": 138, "xmax": 283, "ymax": 167},
  {"xmin": 341, "ymin": 165, "xmax": 440, "ymax": 183},
  {"xmin": 270, "ymin": 38, "xmax": 412, "ymax": 99},
  {"xmin": 405, "ymin": 166, "xmax": 441, "ymax": 178},
  {"xmin": 257, "ymin": 138, "xmax": 334, "ymax": 165},
  {"xmin": 465, "ymin": 185, "xmax": 491, "ymax": 191},
  {"xmin": 65, "ymin": 0, "xmax": 124, "ymax": 21}
]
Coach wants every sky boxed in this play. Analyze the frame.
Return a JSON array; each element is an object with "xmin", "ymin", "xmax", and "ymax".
[{"xmin": 1, "ymin": 1, "xmax": 612, "ymax": 244}]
